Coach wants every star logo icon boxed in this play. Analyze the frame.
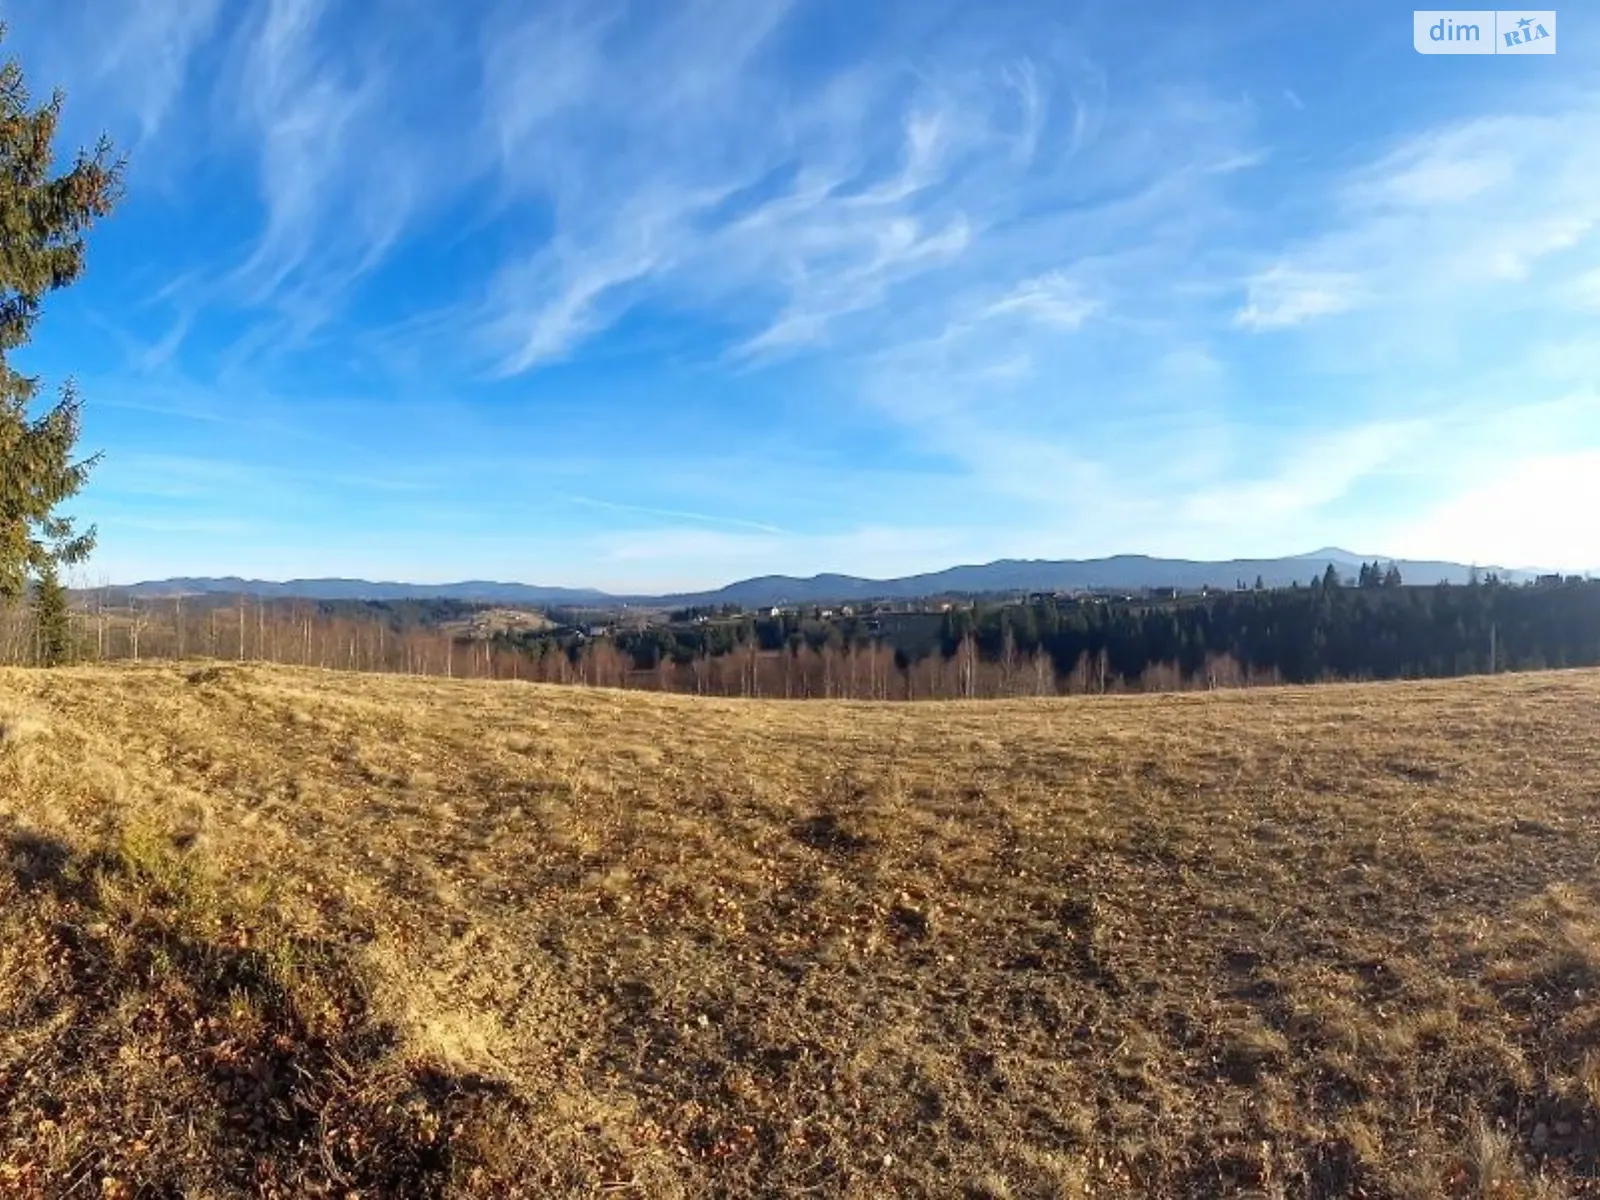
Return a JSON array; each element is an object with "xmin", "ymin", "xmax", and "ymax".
[{"xmin": 1517, "ymin": 15, "xmax": 1534, "ymax": 29}]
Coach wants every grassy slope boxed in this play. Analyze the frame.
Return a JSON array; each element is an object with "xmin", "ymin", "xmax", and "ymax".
[{"xmin": 2, "ymin": 663, "xmax": 1599, "ymax": 1198}]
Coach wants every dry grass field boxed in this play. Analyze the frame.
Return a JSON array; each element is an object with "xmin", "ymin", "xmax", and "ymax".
[{"xmin": 3, "ymin": 663, "xmax": 1599, "ymax": 1197}]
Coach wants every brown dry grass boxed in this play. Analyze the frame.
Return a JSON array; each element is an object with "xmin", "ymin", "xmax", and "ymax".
[{"xmin": 3, "ymin": 662, "xmax": 1600, "ymax": 1197}]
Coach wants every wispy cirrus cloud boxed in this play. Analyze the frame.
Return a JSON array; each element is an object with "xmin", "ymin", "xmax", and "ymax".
[
  {"xmin": 735, "ymin": 214, "xmax": 975, "ymax": 358},
  {"xmin": 462, "ymin": 3, "xmax": 1248, "ymax": 376},
  {"xmin": 560, "ymin": 494, "xmax": 786, "ymax": 536},
  {"xmin": 1234, "ymin": 266, "xmax": 1362, "ymax": 330},
  {"xmin": 16, "ymin": 0, "xmax": 1600, "ymax": 585},
  {"xmin": 6, "ymin": 0, "xmax": 220, "ymax": 147},
  {"xmin": 980, "ymin": 272, "xmax": 1101, "ymax": 329},
  {"xmin": 1232, "ymin": 107, "xmax": 1600, "ymax": 336},
  {"xmin": 217, "ymin": 0, "xmax": 461, "ymax": 335},
  {"xmin": 93, "ymin": 0, "xmax": 220, "ymax": 144},
  {"xmin": 28, "ymin": 0, "xmax": 1255, "ymax": 392}
]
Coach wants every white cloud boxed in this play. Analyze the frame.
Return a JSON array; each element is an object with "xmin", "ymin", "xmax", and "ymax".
[
  {"xmin": 981, "ymin": 272, "xmax": 1100, "ymax": 328},
  {"xmin": 488, "ymin": 238, "xmax": 668, "ymax": 375},
  {"xmin": 1234, "ymin": 266, "xmax": 1362, "ymax": 329},
  {"xmin": 459, "ymin": 7, "xmax": 1255, "ymax": 375},
  {"xmin": 225, "ymin": 0, "xmax": 424, "ymax": 307},
  {"xmin": 737, "ymin": 215, "xmax": 974, "ymax": 357},
  {"xmin": 6, "ymin": 0, "xmax": 220, "ymax": 146},
  {"xmin": 1234, "ymin": 107, "xmax": 1600, "ymax": 334},
  {"xmin": 1350, "ymin": 134, "xmax": 1513, "ymax": 208},
  {"xmin": 1004, "ymin": 60, "xmax": 1047, "ymax": 166},
  {"xmin": 97, "ymin": 1, "xmax": 221, "ymax": 143}
]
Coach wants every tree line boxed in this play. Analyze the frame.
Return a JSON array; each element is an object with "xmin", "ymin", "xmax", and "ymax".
[
  {"xmin": 493, "ymin": 575, "xmax": 1600, "ymax": 697},
  {"xmin": 922, "ymin": 575, "xmax": 1594, "ymax": 686},
  {"xmin": 7, "ymin": 574, "xmax": 1596, "ymax": 700}
]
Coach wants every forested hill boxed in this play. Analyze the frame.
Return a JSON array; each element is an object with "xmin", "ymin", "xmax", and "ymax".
[{"xmin": 568, "ymin": 574, "xmax": 1600, "ymax": 696}]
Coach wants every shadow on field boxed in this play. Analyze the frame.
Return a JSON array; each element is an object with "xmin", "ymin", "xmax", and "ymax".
[
  {"xmin": 7, "ymin": 829, "xmax": 75, "ymax": 895},
  {"xmin": 0, "ymin": 826, "xmax": 516, "ymax": 1199},
  {"xmin": 791, "ymin": 810, "xmax": 873, "ymax": 855}
]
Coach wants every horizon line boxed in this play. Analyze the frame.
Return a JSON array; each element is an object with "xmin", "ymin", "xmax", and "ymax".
[{"xmin": 76, "ymin": 547, "xmax": 1583, "ymax": 598}]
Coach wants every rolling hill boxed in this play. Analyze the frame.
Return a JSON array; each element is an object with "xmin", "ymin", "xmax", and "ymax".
[{"xmin": 3, "ymin": 662, "xmax": 1598, "ymax": 1196}]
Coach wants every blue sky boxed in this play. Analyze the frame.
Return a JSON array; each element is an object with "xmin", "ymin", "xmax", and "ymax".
[{"xmin": 5, "ymin": 0, "xmax": 1599, "ymax": 589}]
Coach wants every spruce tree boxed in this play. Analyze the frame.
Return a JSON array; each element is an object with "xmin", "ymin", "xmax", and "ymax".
[
  {"xmin": 0, "ymin": 28, "xmax": 122, "ymax": 602},
  {"xmin": 33, "ymin": 560, "xmax": 70, "ymax": 665}
]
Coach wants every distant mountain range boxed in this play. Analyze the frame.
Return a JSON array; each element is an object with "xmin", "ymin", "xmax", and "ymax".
[
  {"xmin": 97, "ymin": 550, "xmax": 1559, "ymax": 609},
  {"xmin": 98, "ymin": 577, "xmax": 613, "ymax": 605}
]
